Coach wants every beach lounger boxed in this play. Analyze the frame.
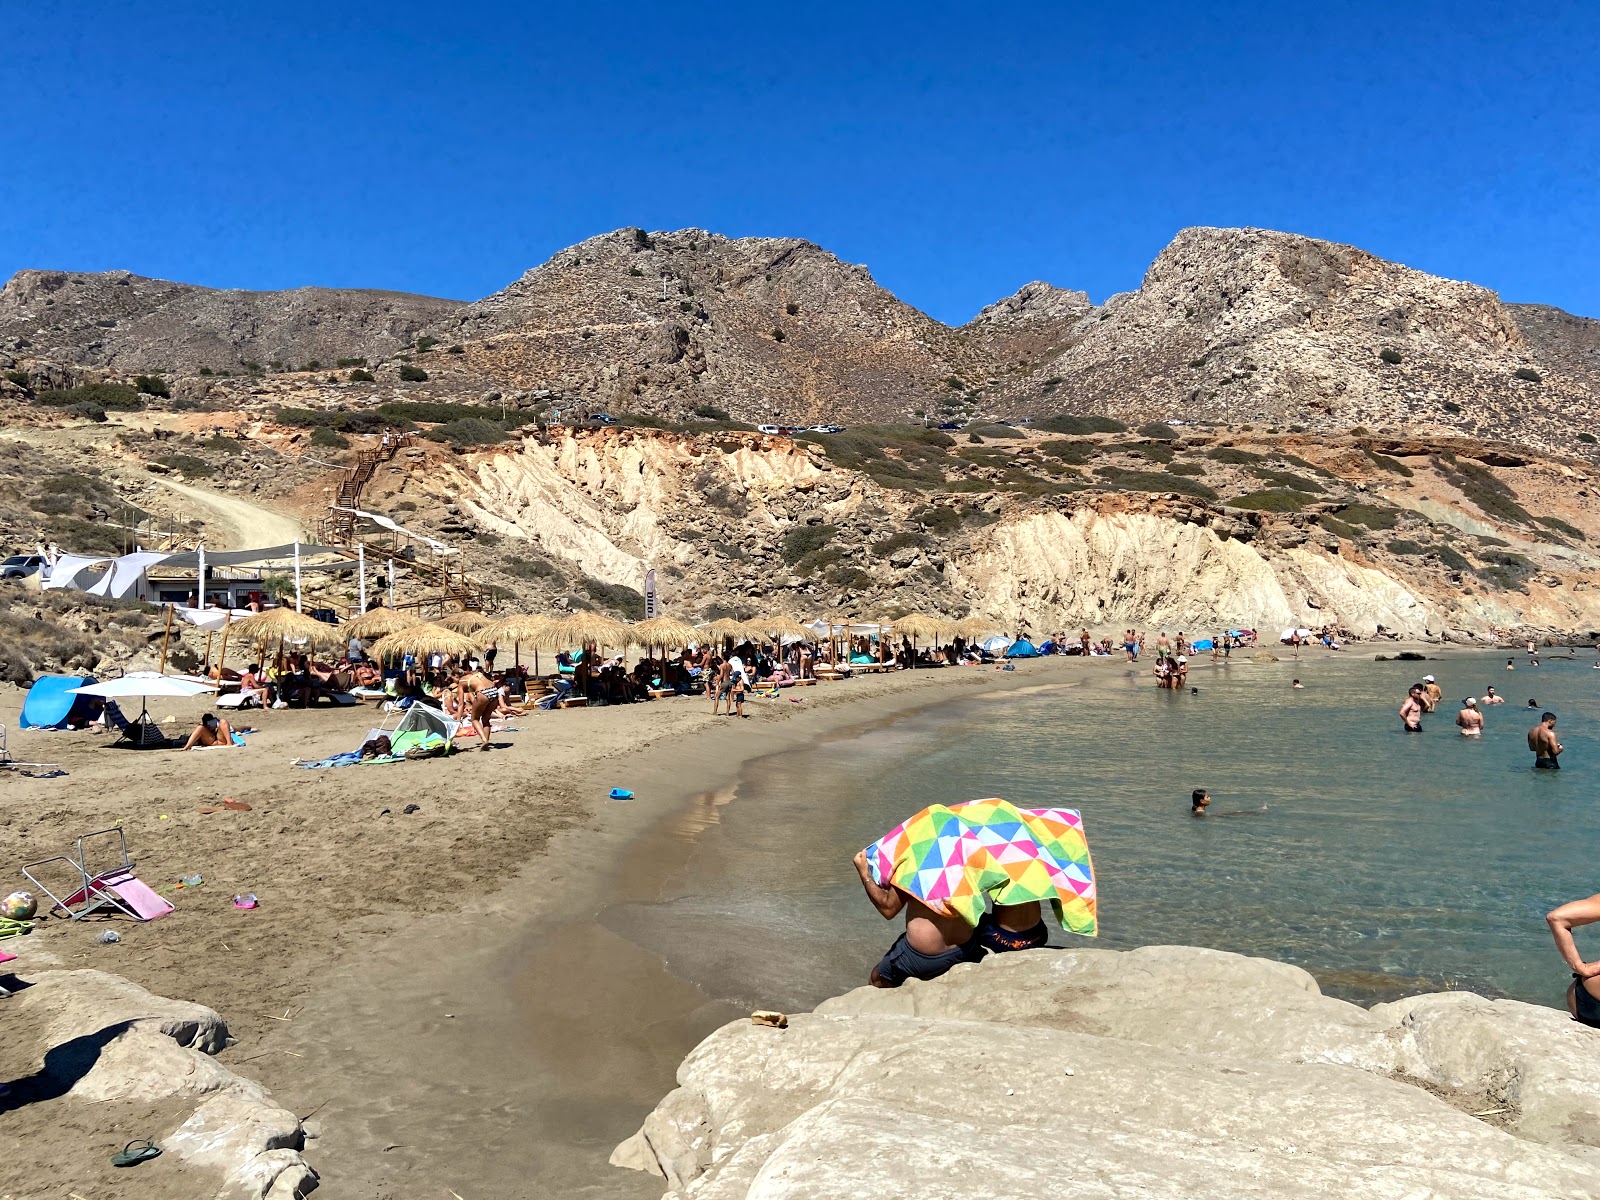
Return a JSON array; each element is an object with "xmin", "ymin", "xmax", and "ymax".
[
  {"xmin": 22, "ymin": 827, "xmax": 174, "ymax": 922},
  {"xmin": 555, "ymin": 696, "xmax": 587, "ymax": 708}
]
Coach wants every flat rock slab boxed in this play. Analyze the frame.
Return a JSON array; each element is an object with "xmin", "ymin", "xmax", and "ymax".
[{"xmin": 616, "ymin": 945, "xmax": 1600, "ymax": 1199}]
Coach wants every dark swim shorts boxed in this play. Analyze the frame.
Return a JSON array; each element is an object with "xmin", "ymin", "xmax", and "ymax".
[
  {"xmin": 976, "ymin": 915, "xmax": 1049, "ymax": 953},
  {"xmin": 1536, "ymin": 757, "xmax": 1561, "ymax": 770},
  {"xmin": 873, "ymin": 932, "xmax": 982, "ymax": 987},
  {"xmin": 1575, "ymin": 975, "xmax": 1600, "ymax": 1028}
]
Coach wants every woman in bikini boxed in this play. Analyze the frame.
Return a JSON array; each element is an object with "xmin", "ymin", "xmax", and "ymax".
[{"xmin": 455, "ymin": 666, "xmax": 501, "ymax": 751}]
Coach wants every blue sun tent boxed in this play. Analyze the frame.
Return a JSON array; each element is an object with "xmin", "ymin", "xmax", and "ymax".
[
  {"xmin": 1004, "ymin": 637, "xmax": 1040, "ymax": 659},
  {"xmin": 20, "ymin": 675, "xmax": 99, "ymax": 729}
]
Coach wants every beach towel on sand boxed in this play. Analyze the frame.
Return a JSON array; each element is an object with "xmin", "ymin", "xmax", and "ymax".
[{"xmin": 865, "ymin": 798, "xmax": 1097, "ymax": 936}]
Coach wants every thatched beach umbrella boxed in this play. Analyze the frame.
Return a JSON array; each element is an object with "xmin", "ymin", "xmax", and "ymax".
[
  {"xmin": 232, "ymin": 606, "xmax": 342, "ymax": 658},
  {"xmin": 436, "ymin": 610, "xmax": 489, "ymax": 634},
  {"xmin": 540, "ymin": 611, "xmax": 630, "ymax": 655},
  {"xmin": 342, "ymin": 607, "xmax": 416, "ymax": 642},
  {"xmin": 754, "ymin": 613, "xmax": 817, "ymax": 642},
  {"xmin": 632, "ymin": 615, "xmax": 700, "ymax": 649},
  {"xmin": 476, "ymin": 613, "xmax": 551, "ymax": 673},
  {"xmin": 951, "ymin": 616, "xmax": 999, "ymax": 642},
  {"xmin": 887, "ymin": 611, "xmax": 946, "ymax": 669},
  {"xmin": 367, "ymin": 622, "xmax": 482, "ymax": 664}
]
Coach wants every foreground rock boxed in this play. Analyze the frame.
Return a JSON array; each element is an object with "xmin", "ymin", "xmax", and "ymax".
[
  {"xmin": 7, "ymin": 969, "xmax": 317, "ymax": 1199},
  {"xmin": 614, "ymin": 945, "xmax": 1600, "ymax": 1198}
]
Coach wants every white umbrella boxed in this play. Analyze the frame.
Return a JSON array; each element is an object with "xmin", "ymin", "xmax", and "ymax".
[
  {"xmin": 70, "ymin": 672, "xmax": 218, "ymax": 700},
  {"xmin": 70, "ymin": 671, "xmax": 219, "ymax": 726}
]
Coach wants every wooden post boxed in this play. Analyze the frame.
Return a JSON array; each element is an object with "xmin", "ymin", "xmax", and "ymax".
[
  {"xmin": 216, "ymin": 614, "xmax": 232, "ymax": 679},
  {"xmin": 204, "ymin": 629, "xmax": 214, "ymax": 674},
  {"xmin": 158, "ymin": 604, "xmax": 175, "ymax": 674}
]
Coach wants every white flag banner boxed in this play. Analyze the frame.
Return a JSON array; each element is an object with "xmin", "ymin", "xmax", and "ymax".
[{"xmin": 644, "ymin": 567, "xmax": 658, "ymax": 619}]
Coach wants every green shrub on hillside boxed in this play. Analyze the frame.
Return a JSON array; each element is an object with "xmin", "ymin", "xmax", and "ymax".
[
  {"xmin": 348, "ymin": 368, "xmax": 376, "ymax": 382},
  {"xmin": 399, "ymin": 365, "xmax": 429, "ymax": 382},
  {"xmin": 1318, "ymin": 514, "xmax": 1358, "ymax": 539},
  {"xmin": 1096, "ymin": 466, "xmax": 1217, "ymax": 500},
  {"xmin": 1251, "ymin": 467, "xmax": 1325, "ymax": 493},
  {"xmin": 310, "ymin": 426, "xmax": 350, "ymax": 450},
  {"xmin": 1579, "ymin": 432, "xmax": 1597, "ymax": 444},
  {"xmin": 690, "ymin": 403, "xmax": 730, "ymax": 420},
  {"xmin": 1514, "ymin": 367, "xmax": 1542, "ymax": 383},
  {"xmin": 965, "ymin": 423, "xmax": 1026, "ymax": 439},
  {"xmin": 1535, "ymin": 514, "xmax": 1585, "ymax": 542},
  {"xmin": 1226, "ymin": 489, "xmax": 1310, "ymax": 513},
  {"xmin": 134, "ymin": 374, "xmax": 170, "ymax": 397},
  {"xmin": 910, "ymin": 505, "xmax": 961, "ymax": 535},
  {"xmin": 1038, "ymin": 439, "xmax": 1100, "ymax": 464},
  {"xmin": 1379, "ymin": 349, "xmax": 1403, "ymax": 365},
  {"xmin": 1433, "ymin": 456, "xmax": 1531, "ymax": 525},
  {"xmin": 1387, "ymin": 539, "xmax": 1426, "ymax": 556},
  {"xmin": 1036, "ymin": 413, "xmax": 1127, "ymax": 435},
  {"xmin": 35, "ymin": 383, "xmax": 144, "ymax": 411},
  {"xmin": 1475, "ymin": 549, "xmax": 1535, "ymax": 591},
  {"xmin": 1434, "ymin": 543, "xmax": 1472, "ymax": 571},
  {"xmin": 5, "ymin": 369, "xmax": 31, "ymax": 389},
  {"xmin": 1137, "ymin": 421, "xmax": 1179, "ymax": 440},
  {"xmin": 1337, "ymin": 503, "xmax": 1402, "ymax": 530},
  {"xmin": 872, "ymin": 531, "xmax": 927, "ymax": 558},
  {"xmin": 1126, "ymin": 441, "xmax": 1176, "ymax": 463},
  {"xmin": 782, "ymin": 523, "xmax": 838, "ymax": 564},
  {"xmin": 157, "ymin": 453, "xmax": 214, "ymax": 478},
  {"xmin": 1166, "ymin": 460, "xmax": 1206, "ymax": 476},
  {"xmin": 423, "ymin": 418, "xmax": 512, "ymax": 447},
  {"xmin": 583, "ymin": 577, "xmax": 645, "ymax": 619},
  {"xmin": 1206, "ymin": 446, "xmax": 1265, "ymax": 465}
]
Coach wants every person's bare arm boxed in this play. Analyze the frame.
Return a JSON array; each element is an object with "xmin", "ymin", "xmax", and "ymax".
[
  {"xmin": 1547, "ymin": 896, "xmax": 1600, "ymax": 977},
  {"xmin": 853, "ymin": 850, "xmax": 904, "ymax": 919}
]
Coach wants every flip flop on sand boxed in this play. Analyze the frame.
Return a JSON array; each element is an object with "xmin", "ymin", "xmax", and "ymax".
[{"xmin": 112, "ymin": 1139, "xmax": 162, "ymax": 1167}]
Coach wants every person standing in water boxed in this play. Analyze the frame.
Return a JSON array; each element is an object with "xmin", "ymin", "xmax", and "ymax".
[
  {"xmin": 1421, "ymin": 675, "xmax": 1443, "ymax": 713},
  {"xmin": 1529, "ymin": 712, "xmax": 1563, "ymax": 769},
  {"xmin": 1546, "ymin": 896, "xmax": 1600, "ymax": 1028},
  {"xmin": 1400, "ymin": 685, "xmax": 1425, "ymax": 733},
  {"xmin": 1483, "ymin": 687, "xmax": 1505, "ymax": 705},
  {"xmin": 1456, "ymin": 697, "xmax": 1484, "ymax": 737}
]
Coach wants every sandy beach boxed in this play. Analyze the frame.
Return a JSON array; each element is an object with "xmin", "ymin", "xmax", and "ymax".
[{"xmin": 1, "ymin": 653, "xmax": 1147, "ymax": 1197}]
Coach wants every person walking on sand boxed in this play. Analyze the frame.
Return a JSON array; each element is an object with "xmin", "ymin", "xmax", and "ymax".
[
  {"xmin": 1400, "ymin": 685, "xmax": 1425, "ymax": 733},
  {"xmin": 1546, "ymin": 896, "xmax": 1600, "ymax": 1027},
  {"xmin": 852, "ymin": 849, "xmax": 981, "ymax": 987},
  {"xmin": 1529, "ymin": 711, "xmax": 1563, "ymax": 769},
  {"xmin": 709, "ymin": 655, "xmax": 731, "ymax": 715},
  {"xmin": 1422, "ymin": 675, "xmax": 1443, "ymax": 713},
  {"xmin": 1456, "ymin": 697, "xmax": 1484, "ymax": 737},
  {"xmin": 455, "ymin": 666, "xmax": 500, "ymax": 751}
]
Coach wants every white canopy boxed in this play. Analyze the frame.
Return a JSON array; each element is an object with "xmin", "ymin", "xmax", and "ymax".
[
  {"xmin": 332, "ymin": 508, "xmax": 457, "ymax": 554},
  {"xmin": 69, "ymin": 672, "xmax": 218, "ymax": 700}
]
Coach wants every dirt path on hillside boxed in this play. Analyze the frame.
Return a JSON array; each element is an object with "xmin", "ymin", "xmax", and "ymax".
[{"xmin": 144, "ymin": 475, "xmax": 307, "ymax": 548}]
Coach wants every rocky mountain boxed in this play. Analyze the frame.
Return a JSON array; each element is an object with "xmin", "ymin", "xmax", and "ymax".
[
  {"xmin": 0, "ymin": 268, "xmax": 463, "ymax": 374},
  {"xmin": 4, "ymin": 226, "xmax": 1598, "ymax": 452},
  {"xmin": 1002, "ymin": 228, "xmax": 1600, "ymax": 452},
  {"xmin": 425, "ymin": 227, "xmax": 983, "ymax": 423}
]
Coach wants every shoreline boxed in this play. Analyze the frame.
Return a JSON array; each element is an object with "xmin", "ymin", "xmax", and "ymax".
[
  {"xmin": 0, "ymin": 640, "xmax": 1507, "ymax": 1196},
  {"xmin": 246, "ymin": 657, "xmax": 1093, "ymax": 1196}
]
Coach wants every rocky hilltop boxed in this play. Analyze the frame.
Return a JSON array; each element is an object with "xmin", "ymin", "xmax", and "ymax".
[
  {"xmin": 0, "ymin": 268, "xmax": 462, "ymax": 373},
  {"xmin": 1013, "ymin": 227, "xmax": 1600, "ymax": 452},
  {"xmin": 614, "ymin": 945, "xmax": 1600, "ymax": 1199},
  {"xmin": 3, "ymin": 226, "xmax": 1596, "ymax": 451}
]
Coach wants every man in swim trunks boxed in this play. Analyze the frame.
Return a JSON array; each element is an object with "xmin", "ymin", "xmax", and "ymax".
[
  {"xmin": 1546, "ymin": 895, "xmax": 1600, "ymax": 1027},
  {"xmin": 976, "ymin": 901, "xmax": 1048, "ymax": 953},
  {"xmin": 1456, "ymin": 697, "xmax": 1484, "ymax": 737},
  {"xmin": 1483, "ymin": 687, "xmax": 1504, "ymax": 705},
  {"xmin": 853, "ymin": 848, "xmax": 981, "ymax": 987},
  {"xmin": 1400, "ymin": 685, "xmax": 1425, "ymax": 732},
  {"xmin": 1529, "ymin": 711, "xmax": 1563, "ymax": 769}
]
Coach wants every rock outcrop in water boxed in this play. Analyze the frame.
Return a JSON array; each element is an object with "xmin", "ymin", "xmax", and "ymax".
[{"xmin": 613, "ymin": 945, "xmax": 1600, "ymax": 1199}]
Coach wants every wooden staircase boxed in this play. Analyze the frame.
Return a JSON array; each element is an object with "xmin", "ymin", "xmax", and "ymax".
[{"xmin": 316, "ymin": 430, "xmax": 498, "ymax": 616}]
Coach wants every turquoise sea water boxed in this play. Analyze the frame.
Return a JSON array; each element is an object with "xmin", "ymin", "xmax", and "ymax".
[{"xmin": 602, "ymin": 650, "xmax": 1600, "ymax": 1010}]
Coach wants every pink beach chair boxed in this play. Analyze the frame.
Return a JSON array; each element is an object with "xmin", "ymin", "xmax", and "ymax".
[{"xmin": 21, "ymin": 827, "xmax": 174, "ymax": 922}]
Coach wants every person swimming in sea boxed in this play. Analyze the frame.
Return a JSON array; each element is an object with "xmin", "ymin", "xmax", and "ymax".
[
  {"xmin": 1483, "ymin": 687, "xmax": 1505, "ymax": 705},
  {"xmin": 1528, "ymin": 711, "xmax": 1563, "ymax": 769},
  {"xmin": 1546, "ymin": 896, "xmax": 1600, "ymax": 1028},
  {"xmin": 1455, "ymin": 697, "xmax": 1483, "ymax": 737},
  {"xmin": 1291, "ymin": 678, "xmax": 1303, "ymax": 689},
  {"xmin": 1190, "ymin": 788, "xmax": 1266, "ymax": 817}
]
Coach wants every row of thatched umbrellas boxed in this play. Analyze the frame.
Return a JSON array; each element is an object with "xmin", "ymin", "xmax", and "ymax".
[{"xmin": 211, "ymin": 605, "xmax": 1003, "ymax": 671}]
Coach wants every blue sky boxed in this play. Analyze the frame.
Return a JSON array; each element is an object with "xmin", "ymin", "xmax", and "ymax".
[{"xmin": 4, "ymin": 2, "xmax": 1596, "ymax": 323}]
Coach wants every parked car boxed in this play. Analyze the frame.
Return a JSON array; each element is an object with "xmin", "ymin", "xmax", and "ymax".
[
  {"xmin": 937, "ymin": 421, "xmax": 963, "ymax": 431},
  {"xmin": 757, "ymin": 424, "xmax": 782, "ymax": 434},
  {"xmin": 809, "ymin": 424, "xmax": 846, "ymax": 434},
  {"xmin": 1, "ymin": 554, "xmax": 45, "ymax": 580},
  {"xmin": 591, "ymin": 413, "xmax": 618, "ymax": 425}
]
